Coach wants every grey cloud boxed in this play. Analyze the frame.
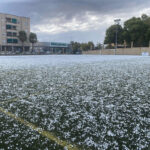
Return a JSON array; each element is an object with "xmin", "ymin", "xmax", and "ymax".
[
  {"xmin": 1, "ymin": 0, "xmax": 150, "ymax": 43},
  {"xmin": 2, "ymin": 0, "xmax": 150, "ymax": 24}
]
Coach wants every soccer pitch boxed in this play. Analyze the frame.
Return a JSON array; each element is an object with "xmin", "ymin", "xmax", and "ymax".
[{"xmin": 0, "ymin": 55, "xmax": 150, "ymax": 150}]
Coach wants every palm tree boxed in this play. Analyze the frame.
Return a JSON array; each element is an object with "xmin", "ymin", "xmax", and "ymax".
[
  {"xmin": 18, "ymin": 31, "xmax": 27, "ymax": 53},
  {"xmin": 29, "ymin": 33, "xmax": 37, "ymax": 53}
]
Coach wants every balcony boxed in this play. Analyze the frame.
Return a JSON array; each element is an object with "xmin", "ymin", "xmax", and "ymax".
[
  {"xmin": 6, "ymin": 24, "xmax": 17, "ymax": 30},
  {"xmin": 7, "ymin": 38, "xmax": 18, "ymax": 44},
  {"xmin": 6, "ymin": 18, "xmax": 17, "ymax": 24},
  {"xmin": 7, "ymin": 32, "xmax": 17, "ymax": 37}
]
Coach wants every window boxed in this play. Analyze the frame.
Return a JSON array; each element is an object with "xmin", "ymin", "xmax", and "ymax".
[
  {"xmin": 6, "ymin": 25, "xmax": 17, "ymax": 30},
  {"xmin": 6, "ymin": 24, "xmax": 11, "ymax": 29},
  {"xmin": 13, "ymin": 32, "xmax": 17, "ymax": 37},
  {"xmin": 6, "ymin": 18, "xmax": 11, "ymax": 23},
  {"xmin": 7, "ymin": 39, "xmax": 18, "ymax": 43},
  {"xmin": 12, "ymin": 18, "xmax": 17, "ymax": 24},
  {"xmin": 12, "ymin": 26, "xmax": 17, "ymax": 30},
  {"xmin": 13, "ymin": 39, "xmax": 18, "ymax": 43},
  {"xmin": 7, "ymin": 32, "xmax": 12, "ymax": 37},
  {"xmin": 7, "ymin": 32, "xmax": 17, "ymax": 37},
  {"xmin": 6, "ymin": 18, "xmax": 17, "ymax": 24},
  {"xmin": 7, "ymin": 39, "xmax": 13, "ymax": 43}
]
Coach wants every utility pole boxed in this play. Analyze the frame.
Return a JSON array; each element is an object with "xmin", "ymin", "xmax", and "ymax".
[{"xmin": 114, "ymin": 19, "xmax": 121, "ymax": 55}]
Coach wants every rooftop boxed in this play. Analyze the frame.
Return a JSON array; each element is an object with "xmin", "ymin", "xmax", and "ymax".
[{"xmin": 0, "ymin": 12, "xmax": 30, "ymax": 19}]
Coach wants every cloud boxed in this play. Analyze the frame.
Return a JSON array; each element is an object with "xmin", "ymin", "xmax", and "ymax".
[
  {"xmin": 1, "ymin": 0, "xmax": 150, "ymax": 43},
  {"xmin": 32, "ymin": 13, "xmax": 113, "ymax": 34}
]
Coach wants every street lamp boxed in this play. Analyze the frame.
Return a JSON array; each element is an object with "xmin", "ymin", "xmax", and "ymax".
[{"xmin": 114, "ymin": 19, "xmax": 121, "ymax": 55}]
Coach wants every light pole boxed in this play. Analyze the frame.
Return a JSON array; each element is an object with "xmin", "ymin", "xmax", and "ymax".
[{"xmin": 114, "ymin": 19, "xmax": 121, "ymax": 55}]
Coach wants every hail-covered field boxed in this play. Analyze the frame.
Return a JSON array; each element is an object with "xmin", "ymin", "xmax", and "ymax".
[{"xmin": 0, "ymin": 55, "xmax": 150, "ymax": 150}]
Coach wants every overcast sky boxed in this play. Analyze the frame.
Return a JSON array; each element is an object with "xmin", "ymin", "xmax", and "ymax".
[{"xmin": 1, "ymin": 0, "xmax": 150, "ymax": 44}]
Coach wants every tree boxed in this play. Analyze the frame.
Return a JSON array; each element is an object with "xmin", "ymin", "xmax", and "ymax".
[
  {"xmin": 70, "ymin": 41, "xmax": 81, "ymax": 54},
  {"xmin": 18, "ymin": 31, "xmax": 27, "ymax": 53},
  {"xmin": 104, "ymin": 14, "xmax": 150, "ymax": 47},
  {"xmin": 95, "ymin": 43, "xmax": 102, "ymax": 50},
  {"xmin": 145, "ymin": 28, "xmax": 150, "ymax": 45},
  {"xmin": 87, "ymin": 41, "xmax": 94, "ymax": 50},
  {"xmin": 123, "ymin": 17, "xmax": 148, "ymax": 47},
  {"xmin": 81, "ymin": 43, "xmax": 89, "ymax": 51},
  {"xmin": 70, "ymin": 41, "xmax": 95, "ymax": 53},
  {"xmin": 141, "ymin": 14, "xmax": 149, "ymax": 21},
  {"xmin": 29, "ymin": 32, "xmax": 37, "ymax": 52},
  {"xmin": 104, "ymin": 24, "xmax": 123, "ymax": 45}
]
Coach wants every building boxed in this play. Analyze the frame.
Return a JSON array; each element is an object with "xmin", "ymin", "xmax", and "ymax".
[
  {"xmin": 34, "ymin": 42, "xmax": 72, "ymax": 54},
  {"xmin": 0, "ymin": 13, "xmax": 30, "ymax": 53}
]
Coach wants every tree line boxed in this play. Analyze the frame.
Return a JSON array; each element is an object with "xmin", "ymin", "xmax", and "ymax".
[
  {"xmin": 18, "ymin": 31, "xmax": 37, "ymax": 52},
  {"xmin": 104, "ymin": 14, "xmax": 150, "ymax": 48},
  {"xmin": 18, "ymin": 32, "xmax": 103, "ymax": 53},
  {"xmin": 70, "ymin": 41, "xmax": 102, "ymax": 53}
]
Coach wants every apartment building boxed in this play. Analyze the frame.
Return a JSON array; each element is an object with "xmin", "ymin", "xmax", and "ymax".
[{"xmin": 0, "ymin": 13, "xmax": 30, "ymax": 52}]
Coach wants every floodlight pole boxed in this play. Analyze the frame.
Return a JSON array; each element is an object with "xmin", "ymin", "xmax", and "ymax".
[{"xmin": 114, "ymin": 19, "xmax": 121, "ymax": 55}]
